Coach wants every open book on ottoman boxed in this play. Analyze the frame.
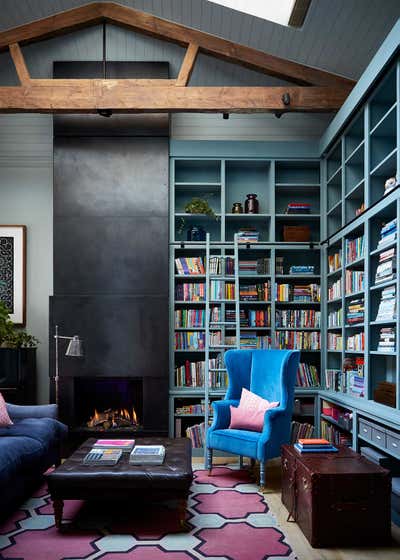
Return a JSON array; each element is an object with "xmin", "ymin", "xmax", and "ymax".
[{"xmin": 129, "ymin": 445, "xmax": 166, "ymax": 465}]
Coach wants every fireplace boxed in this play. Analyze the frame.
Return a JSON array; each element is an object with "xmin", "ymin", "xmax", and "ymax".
[{"xmin": 74, "ymin": 377, "xmax": 143, "ymax": 433}]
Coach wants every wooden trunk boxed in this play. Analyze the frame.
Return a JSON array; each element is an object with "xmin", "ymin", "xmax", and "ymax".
[{"xmin": 281, "ymin": 444, "xmax": 391, "ymax": 548}]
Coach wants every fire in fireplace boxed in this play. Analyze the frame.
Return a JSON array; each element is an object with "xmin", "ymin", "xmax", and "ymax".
[{"xmin": 87, "ymin": 407, "xmax": 139, "ymax": 430}]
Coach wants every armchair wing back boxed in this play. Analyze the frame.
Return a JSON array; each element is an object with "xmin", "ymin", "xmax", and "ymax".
[{"xmin": 207, "ymin": 349, "xmax": 300, "ymax": 488}]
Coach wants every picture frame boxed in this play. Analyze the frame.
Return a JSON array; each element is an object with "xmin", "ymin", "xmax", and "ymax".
[{"xmin": 0, "ymin": 225, "xmax": 26, "ymax": 326}]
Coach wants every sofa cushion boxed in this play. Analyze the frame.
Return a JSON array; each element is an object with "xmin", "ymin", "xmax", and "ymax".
[
  {"xmin": 0, "ymin": 436, "xmax": 44, "ymax": 479},
  {"xmin": 0, "ymin": 417, "xmax": 67, "ymax": 451},
  {"xmin": 209, "ymin": 428, "xmax": 260, "ymax": 458},
  {"xmin": 0, "ymin": 392, "xmax": 13, "ymax": 426}
]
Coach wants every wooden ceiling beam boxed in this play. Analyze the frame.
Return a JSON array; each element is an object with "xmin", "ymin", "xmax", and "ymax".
[
  {"xmin": 9, "ymin": 43, "xmax": 31, "ymax": 86},
  {"xmin": 0, "ymin": 2, "xmax": 356, "ymax": 89},
  {"xmin": 176, "ymin": 44, "xmax": 199, "ymax": 87},
  {"xmin": 0, "ymin": 82, "xmax": 351, "ymax": 114}
]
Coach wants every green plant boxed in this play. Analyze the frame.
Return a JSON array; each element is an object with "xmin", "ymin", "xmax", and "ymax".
[
  {"xmin": 177, "ymin": 196, "xmax": 218, "ymax": 235},
  {"xmin": 0, "ymin": 301, "xmax": 39, "ymax": 348}
]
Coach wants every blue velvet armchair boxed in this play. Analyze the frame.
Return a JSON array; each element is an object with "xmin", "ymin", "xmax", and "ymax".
[{"xmin": 206, "ymin": 349, "xmax": 300, "ymax": 488}]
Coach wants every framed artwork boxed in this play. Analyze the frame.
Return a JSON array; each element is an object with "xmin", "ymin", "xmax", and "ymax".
[{"xmin": 0, "ymin": 226, "xmax": 26, "ymax": 325}]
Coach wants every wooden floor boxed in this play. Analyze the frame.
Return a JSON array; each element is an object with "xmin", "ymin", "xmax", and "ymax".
[{"xmin": 195, "ymin": 457, "xmax": 400, "ymax": 560}]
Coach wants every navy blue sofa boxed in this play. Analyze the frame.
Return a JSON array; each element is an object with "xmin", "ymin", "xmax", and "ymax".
[{"xmin": 0, "ymin": 403, "xmax": 67, "ymax": 518}]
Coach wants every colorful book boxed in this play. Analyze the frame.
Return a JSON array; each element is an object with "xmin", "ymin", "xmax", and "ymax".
[{"xmin": 93, "ymin": 439, "xmax": 135, "ymax": 452}]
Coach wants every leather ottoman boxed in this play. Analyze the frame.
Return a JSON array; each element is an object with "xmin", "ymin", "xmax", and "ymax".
[{"xmin": 46, "ymin": 437, "xmax": 193, "ymax": 529}]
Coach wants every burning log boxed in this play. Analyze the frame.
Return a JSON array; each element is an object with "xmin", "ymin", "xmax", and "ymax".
[{"xmin": 87, "ymin": 407, "xmax": 138, "ymax": 429}]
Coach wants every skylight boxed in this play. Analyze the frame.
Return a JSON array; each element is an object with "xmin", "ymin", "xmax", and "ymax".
[{"xmin": 207, "ymin": 0, "xmax": 299, "ymax": 27}]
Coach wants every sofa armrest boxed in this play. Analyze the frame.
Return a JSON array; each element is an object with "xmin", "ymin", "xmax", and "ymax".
[
  {"xmin": 209, "ymin": 399, "xmax": 239, "ymax": 431},
  {"xmin": 6, "ymin": 403, "xmax": 58, "ymax": 420}
]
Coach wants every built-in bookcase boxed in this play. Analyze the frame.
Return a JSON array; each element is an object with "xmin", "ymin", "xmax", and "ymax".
[{"xmin": 170, "ymin": 157, "xmax": 321, "ymax": 453}]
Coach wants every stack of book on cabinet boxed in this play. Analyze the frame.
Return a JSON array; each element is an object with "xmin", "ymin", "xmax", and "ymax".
[
  {"xmin": 294, "ymin": 438, "xmax": 338, "ymax": 454},
  {"xmin": 375, "ymin": 247, "xmax": 396, "ymax": 284},
  {"xmin": 378, "ymin": 218, "xmax": 397, "ymax": 246},
  {"xmin": 285, "ymin": 202, "xmax": 311, "ymax": 214},
  {"xmin": 346, "ymin": 298, "xmax": 364, "ymax": 325},
  {"xmin": 377, "ymin": 327, "xmax": 396, "ymax": 353},
  {"xmin": 376, "ymin": 286, "xmax": 396, "ymax": 321}
]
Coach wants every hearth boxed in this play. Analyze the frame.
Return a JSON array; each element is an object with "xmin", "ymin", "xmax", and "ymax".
[{"xmin": 74, "ymin": 377, "xmax": 143, "ymax": 433}]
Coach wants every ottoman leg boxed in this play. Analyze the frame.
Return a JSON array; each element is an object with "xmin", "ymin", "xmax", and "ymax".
[
  {"xmin": 178, "ymin": 497, "xmax": 189, "ymax": 532},
  {"xmin": 53, "ymin": 499, "xmax": 64, "ymax": 529}
]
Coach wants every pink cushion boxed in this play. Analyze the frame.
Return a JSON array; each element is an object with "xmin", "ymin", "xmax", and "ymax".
[
  {"xmin": 229, "ymin": 388, "xmax": 279, "ymax": 432},
  {"xmin": 0, "ymin": 392, "xmax": 13, "ymax": 426}
]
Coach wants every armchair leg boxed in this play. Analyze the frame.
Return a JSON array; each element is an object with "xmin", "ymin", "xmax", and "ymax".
[
  {"xmin": 239, "ymin": 455, "xmax": 244, "ymax": 469},
  {"xmin": 206, "ymin": 448, "xmax": 213, "ymax": 475},
  {"xmin": 259, "ymin": 461, "xmax": 266, "ymax": 492}
]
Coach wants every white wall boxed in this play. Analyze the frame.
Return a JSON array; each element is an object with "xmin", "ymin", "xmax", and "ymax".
[{"xmin": 0, "ymin": 115, "xmax": 53, "ymax": 404}]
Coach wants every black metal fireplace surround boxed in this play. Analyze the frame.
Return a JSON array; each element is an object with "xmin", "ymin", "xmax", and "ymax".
[{"xmin": 49, "ymin": 62, "xmax": 169, "ymax": 442}]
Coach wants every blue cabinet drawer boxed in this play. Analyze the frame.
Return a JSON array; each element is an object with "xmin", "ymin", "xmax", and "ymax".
[
  {"xmin": 372, "ymin": 427, "xmax": 386, "ymax": 447},
  {"xmin": 386, "ymin": 432, "xmax": 400, "ymax": 459},
  {"xmin": 358, "ymin": 419, "xmax": 372, "ymax": 440}
]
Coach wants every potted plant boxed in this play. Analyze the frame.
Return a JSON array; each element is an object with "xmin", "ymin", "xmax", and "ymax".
[
  {"xmin": 0, "ymin": 301, "xmax": 38, "ymax": 403},
  {"xmin": 177, "ymin": 196, "xmax": 218, "ymax": 238}
]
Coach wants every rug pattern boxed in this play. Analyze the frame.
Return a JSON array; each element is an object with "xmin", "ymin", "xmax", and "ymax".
[{"xmin": 0, "ymin": 466, "xmax": 296, "ymax": 560}]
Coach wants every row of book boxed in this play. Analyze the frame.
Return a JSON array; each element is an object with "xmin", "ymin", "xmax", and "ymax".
[
  {"xmin": 296, "ymin": 363, "xmax": 320, "ymax": 388},
  {"xmin": 275, "ymin": 309, "xmax": 321, "ymax": 329},
  {"xmin": 275, "ymin": 283, "xmax": 320, "ymax": 302},
  {"xmin": 375, "ymin": 247, "xmax": 396, "ymax": 284},
  {"xmin": 328, "ymin": 308, "xmax": 342, "ymax": 328},
  {"xmin": 246, "ymin": 309, "xmax": 271, "ymax": 327},
  {"xmin": 321, "ymin": 420, "xmax": 352, "ymax": 447},
  {"xmin": 185, "ymin": 422, "xmax": 206, "ymax": 448},
  {"xmin": 176, "ymin": 283, "xmax": 205, "ymax": 301},
  {"xmin": 175, "ymin": 257, "xmax": 205, "ymax": 275},
  {"xmin": 378, "ymin": 218, "xmax": 397, "ymax": 246},
  {"xmin": 175, "ymin": 332, "xmax": 205, "ymax": 350},
  {"xmin": 240, "ymin": 282, "xmax": 271, "ymax": 301},
  {"xmin": 377, "ymin": 327, "xmax": 395, "ymax": 353},
  {"xmin": 345, "ymin": 235, "xmax": 364, "ymax": 264},
  {"xmin": 175, "ymin": 309, "xmax": 205, "ymax": 328},
  {"xmin": 290, "ymin": 421, "xmax": 314, "ymax": 443},
  {"xmin": 345, "ymin": 270, "xmax": 364, "ymax": 294},
  {"xmin": 240, "ymin": 333, "xmax": 272, "ymax": 349},
  {"xmin": 275, "ymin": 330, "xmax": 321, "ymax": 350},
  {"xmin": 209, "ymin": 256, "xmax": 234, "ymax": 275},
  {"xmin": 346, "ymin": 298, "xmax": 364, "ymax": 325},
  {"xmin": 346, "ymin": 332, "xmax": 365, "ymax": 351},
  {"xmin": 325, "ymin": 359, "xmax": 365, "ymax": 397},
  {"xmin": 285, "ymin": 202, "xmax": 311, "ymax": 214},
  {"xmin": 328, "ymin": 249, "xmax": 342, "ymax": 273},
  {"xmin": 240, "ymin": 258, "xmax": 270, "ymax": 275},
  {"xmin": 210, "ymin": 280, "xmax": 235, "ymax": 300},
  {"xmin": 175, "ymin": 359, "xmax": 226, "ymax": 388},
  {"xmin": 212, "ymin": 307, "xmax": 271, "ymax": 327},
  {"xmin": 328, "ymin": 278, "xmax": 341, "ymax": 301},
  {"xmin": 327, "ymin": 332, "xmax": 343, "ymax": 351},
  {"xmin": 375, "ymin": 286, "xmax": 396, "ymax": 321},
  {"xmin": 175, "ymin": 401, "xmax": 212, "ymax": 415}
]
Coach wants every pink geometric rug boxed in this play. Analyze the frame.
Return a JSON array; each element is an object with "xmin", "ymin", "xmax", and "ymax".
[{"xmin": 0, "ymin": 466, "xmax": 297, "ymax": 560}]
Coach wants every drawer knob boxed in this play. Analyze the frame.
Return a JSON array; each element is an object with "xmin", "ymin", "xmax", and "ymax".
[
  {"xmin": 283, "ymin": 458, "xmax": 289, "ymax": 469},
  {"xmin": 376, "ymin": 435, "xmax": 381, "ymax": 440},
  {"xmin": 302, "ymin": 477, "xmax": 309, "ymax": 490},
  {"xmin": 392, "ymin": 442, "xmax": 398, "ymax": 448}
]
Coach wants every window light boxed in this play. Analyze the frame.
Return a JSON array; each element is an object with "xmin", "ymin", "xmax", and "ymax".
[{"xmin": 207, "ymin": 0, "xmax": 309, "ymax": 28}]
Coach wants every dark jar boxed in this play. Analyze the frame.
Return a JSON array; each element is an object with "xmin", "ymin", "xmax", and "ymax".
[
  {"xmin": 231, "ymin": 202, "xmax": 243, "ymax": 214},
  {"xmin": 187, "ymin": 225, "xmax": 206, "ymax": 242},
  {"xmin": 245, "ymin": 193, "xmax": 259, "ymax": 214}
]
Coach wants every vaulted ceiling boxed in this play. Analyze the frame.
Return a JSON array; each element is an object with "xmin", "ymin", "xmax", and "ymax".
[{"xmin": 0, "ymin": 0, "xmax": 399, "ymax": 89}]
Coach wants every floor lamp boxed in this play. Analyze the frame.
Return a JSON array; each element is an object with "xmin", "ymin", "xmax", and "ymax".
[{"xmin": 54, "ymin": 325, "xmax": 84, "ymax": 407}]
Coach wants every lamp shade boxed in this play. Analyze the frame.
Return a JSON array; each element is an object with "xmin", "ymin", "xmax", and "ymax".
[{"xmin": 65, "ymin": 336, "xmax": 84, "ymax": 357}]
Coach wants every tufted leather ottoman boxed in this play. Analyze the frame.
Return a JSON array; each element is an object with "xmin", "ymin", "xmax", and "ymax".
[{"xmin": 46, "ymin": 437, "xmax": 193, "ymax": 529}]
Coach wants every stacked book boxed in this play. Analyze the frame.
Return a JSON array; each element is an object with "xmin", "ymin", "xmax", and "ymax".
[
  {"xmin": 327, "ymin": 333, "xmax": 343, "ymax": 350},
  {"xmin": 285, "ymin": 202, "xmax": 311, "ymax": 214},
  {"xmin": 175, "ymin": 331, "xmax": 205, "ymax": 351},
  {"xmin": 275, "ymin": 309, "xmax": 321, "ymax": 328},
  {"xmin": 296, "ymin": 363, "xmax": 320, "ymax": 387},
  {"xmin": 375, "ymin": 247, "xmax": 396, "ymax": 284},
  {"xmin": 275, "ymin": 330, "xmax": 320, "ymax": 351},
  {"xmin": 294, "ymin": 438, "xmax": 338, "ymax": 454},
  {"xmin": 346, "ymin": 298, "xmax": 364, "ymax": 325},
  {"xmin": 239, "ymin": 258, "xmax": 270, "ymax": 275},
  {"xmin": 209, "ymin": 256, "xmax": 235, "ymax": 275},
  {"xmin": 175, "ymin": 309, "xmax": 205, "ymax": 328},
  {"xmin": 328, "ymin": 278, "xmax": 341, "ymax": 301},
  {"xmin": 328, "ymin": 308, "xmax": 342, "ymax": 328},
  {"xmin": 175, "ymin": 257, "xmax": 205, "ymax": 275},
  {"xmin": 378, "ymin": 218, "xmax": 397, "ymax": 246},
  {"xmin": 240, "ymin": 332, "xmax": 271, "ymax": 349},
  {"xmin": 289, "ymin": 265, "xmax": 315, "ymax": 274},
  {"xmin": 345, "ymin": 235, "xmax": 365, "ymax": 263},
  {"xmin": 275, "ymin": 256, "xmax": 284, "ymax": 274},
  {"xmin": 175, "ymin": 283, "xmax": 205, "ymax": 301},
  {"xmin": 130, "ymin": 445, "xmax": 165, "ymax": 465},
  {"xmin": 186, "ymin": 422, "xmax": 206, "ymax": 448},
  {"xmin": 328, "ymin": 249, "xmax": 342, "ymax": 273},
  {"xmin": 377, "ymin": 327, "xmax": 396, "ymax": 353},
  {"xmin": 240, "ymin": 282, "xmax": 270, "ymax": 301},
  {"xmin": 345, "ymin": 270, "xmax": 364, "ymax": 294},
  {"xmin": 376, "ymin": 286, "xmax": 396, "ymax": 321},
  {"xmin": 290, "ymin": 421, "xmax": 314, "ymax": 443},
  {"xmin": 237, "ymin": 227, "xmax": 260, "ymax": 243}
]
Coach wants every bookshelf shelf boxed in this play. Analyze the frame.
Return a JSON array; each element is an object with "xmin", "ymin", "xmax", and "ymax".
[
  {"xmin": 370, "ymin": 147, "xmax": 397, "ymax": 177},
  {"xmin": 370, "ymin": 278, "xmax": 397, "ymax": 290},
  {"xmin": 321, "ymin": 413, "xmax": 352, "ymax": 433}
]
